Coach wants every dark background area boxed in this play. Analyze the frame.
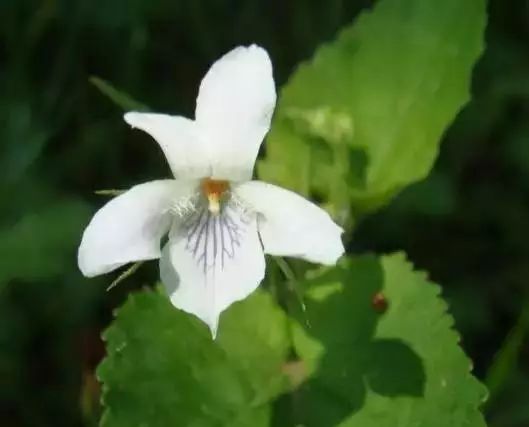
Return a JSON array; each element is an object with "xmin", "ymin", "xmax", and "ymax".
[{"xmin": 0, "ymin": 0, "xmax": 528, "ymax": 426}]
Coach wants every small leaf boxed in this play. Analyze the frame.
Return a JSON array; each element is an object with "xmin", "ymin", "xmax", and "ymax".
[
  {"xmin": 289, "ymin": 253, "xmax": 487, "ymax": 427},
  {"xmin": 89, "ymin": 76, "xmax": 148, "ymax": 111}
]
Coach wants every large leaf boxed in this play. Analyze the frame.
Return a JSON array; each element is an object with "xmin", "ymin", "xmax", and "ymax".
[
  {"xmin": 288, "ymin": 253, "xmax": 487, "ymax": 427},
  {"xmin": 259, "ymin": 0, "xmax": 486, "ymax": 220},
  {"xmin": 98, "ymin": 289, "xmax": 291, "ymax": 427},
  {"xmin": 98, "ymin": 254, "xmax": 487, "ymax": 427}
]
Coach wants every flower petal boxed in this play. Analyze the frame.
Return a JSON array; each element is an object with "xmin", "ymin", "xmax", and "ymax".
[
  {"xmin": 195, "ymin": 45, "xmax": 276, "ymax": 181},
  {"xmin": 234, "ymin": 181, "xmax": 344, "ymax": 265},
  {"xmin": 160, "ymin": 203, "xmax": 265, "ymax": 337},
  {"xmin": 124, "ymin": 113, "xmax": 211, "ymax": 179},
  {"xmin": 78, "ymin": 179, "xmax": 196, "ymax": 277}
]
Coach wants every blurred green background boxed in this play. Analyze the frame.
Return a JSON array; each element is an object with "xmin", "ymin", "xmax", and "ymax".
[{"xmin": 0, "ymin": 0, "xmax": 528, "ymax": 426}]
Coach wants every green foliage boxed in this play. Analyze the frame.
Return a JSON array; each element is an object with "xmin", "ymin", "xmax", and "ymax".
[
  {"xmin": 90, "ymin": 77, "xmax": 148, "ymax": 112},
  {"xmin": 98, "ymin": 290, "xmax": 290, "ymax": 427},
  {"xmin": 9, "ymin": 0, "xmax": 529, "ymax": 425},
  {"xmin": 486, "ymin": 303, "xmax": 529, "ymax": 403},
  {"xmin": 0, "ymin": 199, "xmax": 91, "ymax": 287},
  {"xmin": 290, "ymin": 253, "xmax": 487, "ymax": 427},
  {"xmin": 259, "ymin": 0, "xmax": 486, "ymax": 220},
  {"xmin": 94, "ymin": 0, "xmax": 489, "ymax": 425},
  {"xmin": 99, "ymin": 254, "xmax": 487, "ymax": 426}
]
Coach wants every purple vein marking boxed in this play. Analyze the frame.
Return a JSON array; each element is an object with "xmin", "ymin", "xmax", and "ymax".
[{"xmin": 183, "ymin": 204, "xmax": 248, "ymax": 272}]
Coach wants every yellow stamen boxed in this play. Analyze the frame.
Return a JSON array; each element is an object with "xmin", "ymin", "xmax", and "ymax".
[
  {"xmin": 201, "ymin": 178, "xmax": 229, "ymax": 215},
  {"xmin": 207, "ymin": 194, "xmax": 221, "ymax": 214}
]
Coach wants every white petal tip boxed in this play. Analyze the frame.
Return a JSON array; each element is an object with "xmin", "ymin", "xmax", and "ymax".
[
  {"xmin": 77, "ymin": 247, "xmax": 117, "ymax": 278},
  {"xmin": 233, "ymin": 44, "xmax": 268, "ymax": 54},
  {"xmin": 77, "ymin": 261, "xmax": 93, "ymax": 278},
  {"xmin": 222, "ymin": 44, "xmax": 272, "ymax": 71},
  {"xmin": 209, "ymin": 324, "xmax": 219, "ymax": 340},
  {"xmin": 199, "ymin": 315, "xmax": 219, "ymax": 339},
  {"xmin": 123, "ymin": 112, "xmax": 140, "ymax": 127},
  {"xmin": 245, "ymin": 44, "xmax": 270, "ymax": 58},
  {"xmin": 301, "ymin": 225, "xmax": 345, "ymax": 266},
  {"xmin": 315, "ymin": 221, "xmax": 346, "ymax": 265},
  {"xmin": 325, "ymin": 232, "xmax": 346, "ymax": 265},
  {"xmin": 77, "ymin": 242, "xmax": 99, "ymax": 278},
  {"xmin": 77, "ymin": 262, "xmax": 93, "ymax": 278},
  {"xmin": 318, "ymin": 250, "xmax": 345, "ymax": 266},
  {"xmin": 167, "ymin": 295, "xmax": 221, "ymax": 340},
  {"xmin": 205, "ymin": 313, "xmax": 220, "ymax": 339}
]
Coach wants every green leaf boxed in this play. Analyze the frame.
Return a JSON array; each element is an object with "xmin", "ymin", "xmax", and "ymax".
[
  {"xmin": 259, "ymin": 0, "xmax": 486, "ymax": 220},
  {"xmin": 98, "ymin": 289, "xmax": 290, "ymax": 427},
  {"xmin": 486, "ymin": 302, "xmax": 529, "ymax": 404},
  {"xmin": 89, "ymin": 76, "xmax": 148, "ymax": 111},
  {"xmin": 0, "ymin": 199, "xmax": 91, "ymax": 287},
  {"xmin": 289, "ymin": 253, "xmax": 487, "ymax": 427}
]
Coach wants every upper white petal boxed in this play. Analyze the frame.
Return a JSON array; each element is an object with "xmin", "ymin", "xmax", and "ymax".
[
  {"xmin": 124, "ymin": 113, "xmax": 211, "ymax": 179},
  {"xmin": 78, "ymin": 179, "xmax": 196, "ymax": 277},
  {"xmin": 234, "ymin": 181, "xmax": 344, "ymax": 265},
  {"xmin": 195, "ymin": 45, "xmax": 276, "ymax": 181},
  {"xmin": 160, "ymin": 204, "xmax": 265, "ymax": 337}
]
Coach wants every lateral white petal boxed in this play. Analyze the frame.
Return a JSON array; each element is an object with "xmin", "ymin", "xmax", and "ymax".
[
  {"xmin": 78, "ymin": 180, "xmax": 196, "ymax": 277},
  {"xmin": 160, "ymin": 204, "xmax": 265, "ymax": 337},
  {"xmin": 234, "ymin": 181, "xmax": 344, "ymax": 265},
  {"xmin": 195, "ymin": 45, "xmax": 276, "ymax": 181},
  {"xmin": 124, "ymin": 112, "xmax": 210, "ymax": 179}
]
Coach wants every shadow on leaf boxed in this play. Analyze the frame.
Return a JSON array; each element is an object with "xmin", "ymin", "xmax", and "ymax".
[{"xmin": 290, "ymin": 255, "xmax": 425, "ymax": 427}]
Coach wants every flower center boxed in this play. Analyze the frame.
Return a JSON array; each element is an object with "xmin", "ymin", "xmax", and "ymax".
[{"xmin": 201, "ymin": 178, "xmax": 230, "ymax": 215}]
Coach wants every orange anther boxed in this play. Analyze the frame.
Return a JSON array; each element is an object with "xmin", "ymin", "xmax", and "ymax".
[
  {"xmin": 201, "ymin": 178, "xmax": 230, "ymax": 197},
  {"xmin": 201, "ymin": 179, "xmax": 230, "ymax": 214}
]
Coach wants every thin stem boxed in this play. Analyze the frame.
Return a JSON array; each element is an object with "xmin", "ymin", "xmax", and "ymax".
[
  {"xmin": 94, "ymin": 189, "xmax": 126, "ymax": 197},
  {"xmin": 274, "ymin": 256, "xmax": 297, "ymax": 283},
  {"xmin": 107, "ymin": 262, "xmax": 144, "ymax": 291},
  {"xmin": 273, "ymin": 257, "xmax": 310, "ymax": 328}
]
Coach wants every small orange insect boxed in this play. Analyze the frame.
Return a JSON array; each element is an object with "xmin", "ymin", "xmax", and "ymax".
[{"xmin": 372, "ymin": 291, "xmax": 388, "ymax": 313}]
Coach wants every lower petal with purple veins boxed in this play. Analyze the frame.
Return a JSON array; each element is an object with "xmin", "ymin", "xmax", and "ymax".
[{"xmin": 160, "ymin": 200, "xmax": 265, "ymax": 337}]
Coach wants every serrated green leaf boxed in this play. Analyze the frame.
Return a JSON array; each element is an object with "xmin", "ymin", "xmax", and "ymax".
[
  {"xmin": 259, "ymin": 0, "xmax": 486, "ymax": 220},
  {"xmin": 98, "ymin": 289, "xmax": 290, "ymax": 427},
  {"xmin": 0, "ymin": 199, "xmax": 91, "ymax": 287},
  {"xmin": 289, "ymin": 253, "xmax": 487, "ymax": 427}
]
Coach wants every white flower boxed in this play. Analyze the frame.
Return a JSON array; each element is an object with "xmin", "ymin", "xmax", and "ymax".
[{"xmin": 78, "ymin": 45, "xmax": 344, "ymax": 337}]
